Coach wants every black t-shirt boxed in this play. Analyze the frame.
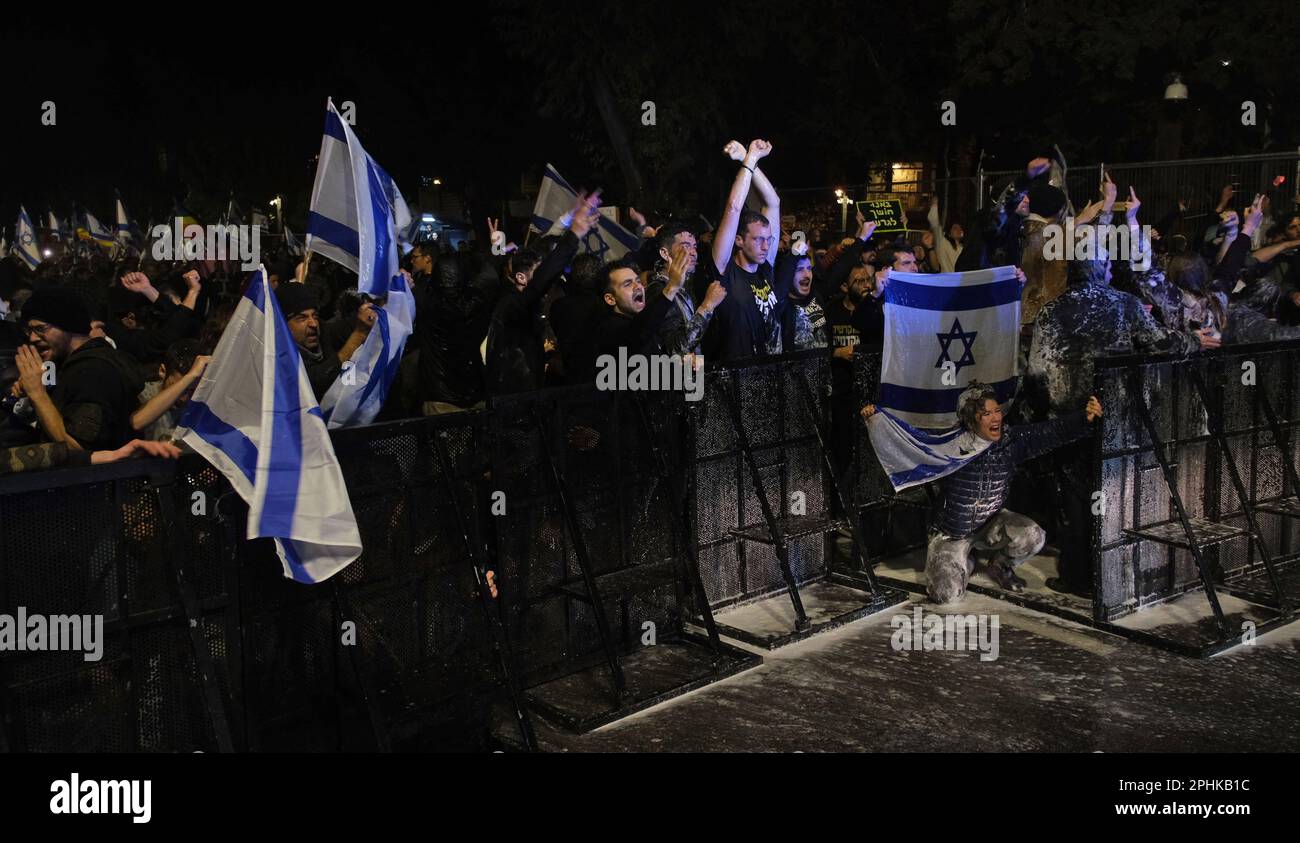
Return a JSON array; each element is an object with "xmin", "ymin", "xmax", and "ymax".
[
  {"xmin": 701, "ymin": 259, "xmax": 784, "ymax": 362},
  {"xmin": 824, "ymin": 295, "xmax": 884, "ymax": 396}
]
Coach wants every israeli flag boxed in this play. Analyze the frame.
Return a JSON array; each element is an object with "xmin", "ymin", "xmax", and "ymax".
[
  {"xmin": 47, "ymin": 212, "xmax": 63, "ymax": 241},
  {"xmin": 283, "ymin": 224, "xmax": 304, "ymax": 257},
  {"xmin": 114, "ymin": 197, "xmax": 137, "ymax": 245},
  {"xmin": 878, "ymin": 266, "xmax": 1021, "ymax": 429},
  {"xmin": 14, "ymin": 206, "xmax": 42, "ymax": 269},
  {"xmin": 84, "ymin": 210, "xmax": 116, "ymax": 250},
  {"xmin": 176, "ymin": 268, "xmax": 362, "ymax": 583},
  {"xmin": 531, "ymin": 163, "xmax": 639, "ymax": 260},
  {"xmin": 865, "ymin": 409, "xmax": 992, "ymax": 491},
  {"xmin": 306, "ymin": 98, "xmax": 414, "ymax": 427}
]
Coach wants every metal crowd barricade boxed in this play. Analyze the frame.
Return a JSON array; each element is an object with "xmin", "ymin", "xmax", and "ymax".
[
  {"xmin": 982, "ymin": 152, "xmax": 1300, "ymax": 241},
  {"xmin": 1088, "ymin": 341, "xmax": 1300, "ymax": 654},
  {"xmin": 0, "ymin": 456, "xmax": 233, "ymax": 752},
  {"xmin": 486, "ymin": 382, "xmax": 757, "ymax": 732},
  {"xmin": 690, "ymin": 349, "xmax": 907, "ymax": 649}
]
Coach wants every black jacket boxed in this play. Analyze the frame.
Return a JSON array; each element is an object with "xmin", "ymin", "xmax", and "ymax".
[
  {"xmin": 49, "ymin": 338, "xmax": 145, "ymax": 451},
  {"xmin": 414, "ymin": 256, "xmax": 501, "ymax": 406},
  {"xmin": 485, "ymin": 231, "xmax": 580, "ymax": 396}
]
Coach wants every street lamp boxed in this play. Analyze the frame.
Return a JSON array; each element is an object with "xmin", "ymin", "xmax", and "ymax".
[{"xmin": 836, "ymin": 188, "xmax": 853, "ymax": 234}]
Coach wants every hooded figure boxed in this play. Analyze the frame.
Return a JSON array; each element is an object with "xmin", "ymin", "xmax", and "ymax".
[{"xmin": 1023, "ymin": 251, "xmax": 1205, "ymax": 594}]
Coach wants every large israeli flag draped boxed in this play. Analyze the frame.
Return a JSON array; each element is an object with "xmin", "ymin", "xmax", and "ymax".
[
  {"xmin": 531, "ymin": 163, "xmax": 639, "ymax": 260},
  {"xmin": 306, "ymin": 98, "xmax": 414, "ymax": 427},
  {"xmin": 865, "ymin": 409, "xmax": 992, "ymax": 491},
  {"xmin": 14, "ymin": 207, "xmax": 42, "ymax": 269},
  {"xmin": 175, "ymin": 268, "xmax": 362, "ymax": 583},
  {"xmin": 878, "ymin": 266, "xmax": 1021, "ymax": 429}
]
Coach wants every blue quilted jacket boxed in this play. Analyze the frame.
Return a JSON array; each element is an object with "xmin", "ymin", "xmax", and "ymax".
[{"xmin": 935, "ymin": 412, "xmax": 1092, "ymax": 539}]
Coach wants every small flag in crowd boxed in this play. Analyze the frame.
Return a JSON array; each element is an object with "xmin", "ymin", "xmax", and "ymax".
[
  {"xmin": 530, "ymin": 163, "xmax": 639, "ymax": 260},
  {"xmin": 283, "ymin": 224, "xmax": 304, "ymax": 257},
  {"xmin": 306, "ymin": 97, "xmax": 414, "ymax": 427},
  {"xmin": 115, "ymin": 196, "xmax": 138, "ymax": 246},
  {"xmin": 47, "ymin": 212, "xmax": 63, "ymax": 241},
  {"xmin": 175, "ymin": 267, "xmax": 363, "ymax": 583},
  {"xmin": 14, "ymin": 206, "xmax": 42, "ymax": 269},
  {"xmin": 877, "ymin": 266, "xmax": 1022, "ymax": 429},
  {"xmin": 78, "ymin": 209, "xmax": 117, "ymax": 252}
]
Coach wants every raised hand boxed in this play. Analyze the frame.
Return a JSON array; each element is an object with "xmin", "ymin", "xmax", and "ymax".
[
  {"xmin": 1026, "ymin": 157, "xmax": 1052, "ymax": 178},
  {"xmin": 15, "ymin": 345, "xmax": 46, "ymax": 398},
  {"xmin": 1243, "ymin": 193, "xmax": 1265, "ymax": 235},
  {"xmin": 1084, "ymin": 396, "xmax": 1103, "ymax": 422},
  {"xmin": 857, "ymin": 216, "xmax": 877, "ymax": 242},
  {"xmin": 183, "ymin": 269, "xmax": 201, "ymax": 291},
  {"xmin": 1125, "ymin": 186, "xmax": 1141, "ymax": 220},
  {"xmin": 121, "ymin": 271, "xmax": 159, "ymax": 301},
  {"xmin": 1216, "ymin": 184, "xmax": 1236, "ymax": 212},
  {"xmin": 628, "ymin": 207, "xmax": 648, "ymax": 230},
  {"xmin": 747, "ymin": 139, "xmax": 773, "ymax": 162},
  {"xmin": 666, "ymin": 244, "xmax": 690, "ymax": 296},
  {"xmin": 860, "ymin": 404, "xmax": 878, "ymax": 421},
  {"xmin": 1101, "ymin": 172, "xmax": 1117, "ymax": 210},
  {"xmin": 723, "ymin": 140, "xmax": 746, "ymax": 162},
  {"xmin": 355, "ymin": 302, "xmax": 378, "ymax": 332},
  {"xmin": 700, "ymin": 280, "xmax": 727, "ymax": 313},
  {"xmin": 1196, "ymin": 327, "xmax": 1222, "ymax": 350},
  {"xmin": 569, "ymin": 190, "xmax": 603, "ymax": 239}
]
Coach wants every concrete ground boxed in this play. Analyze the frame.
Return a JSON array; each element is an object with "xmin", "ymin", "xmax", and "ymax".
[{"xmin": 520, "ymin": 553, "xmax": 1300, "ymax": 752}]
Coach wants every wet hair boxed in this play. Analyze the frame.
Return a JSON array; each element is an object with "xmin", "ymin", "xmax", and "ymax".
[
  {"xmin": 1067, "ymin": 255, "xmax": 1109, "ymax": 287},
  {"xmin": 1167, "ymin": 251, "xmax": 1227, "ymax": 329},
  {"xmin": 602, "ymin": 258, "xmax": 640, "ymax": 295},
  {"xmin": 656, "ymin": 222, "xmax": 694, "ymax": 254},
  {"xmin": 736, "ymin": 210, "xmax": 770, "ymax": 237},
  {"xmin": 957, "ymin": 382, "xmax": 1000, "ymax": 432}
]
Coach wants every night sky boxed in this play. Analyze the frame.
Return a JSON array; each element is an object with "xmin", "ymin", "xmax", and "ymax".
[{"xmin": 2, "ymin": 2, "xmax": 1295, "ymax": 235}]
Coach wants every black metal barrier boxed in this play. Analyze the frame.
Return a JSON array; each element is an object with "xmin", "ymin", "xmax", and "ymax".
[
  {"xmin": 1086, "ymin": 341, "xmax": 1300, "ymax": 653},
  {"xmin": 859, "ymin": 336, "xmax": 1300, "ymax": 657},
  {"xmin": 690, "ymin": 350, "xmax": 907, "ymax": 648},
  {"xmin": 0, "ymin": 457, "xmax": 233, "ymax": 752}
]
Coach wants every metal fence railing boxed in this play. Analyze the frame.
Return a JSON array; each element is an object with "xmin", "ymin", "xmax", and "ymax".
[{"xmin": 983, "ymin": 152, "xmax": 1300, "ymax": 241}]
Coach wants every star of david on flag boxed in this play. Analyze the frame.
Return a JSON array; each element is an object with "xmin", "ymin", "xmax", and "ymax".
[{"xmin": 876, "ymin": 266, "xmax": 1021, "ymax": 429}]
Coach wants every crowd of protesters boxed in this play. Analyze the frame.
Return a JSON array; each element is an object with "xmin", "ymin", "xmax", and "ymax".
[{"xmin": 2, "ymin": 142, "xmax": 1299, "ymax": 601}]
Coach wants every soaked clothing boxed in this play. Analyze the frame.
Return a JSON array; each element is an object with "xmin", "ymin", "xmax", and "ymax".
[
  {"xmin": 1019, "ymin": 218, "xmax": 1069, "ymax": 327},
  {"xmin": 645, "ymin": 271, "xmax": 713, "ymax": 356},
  {"xmin": 926, "ymin": 509, "xmax": 1047, "ymax": 604},
  {"xmin": 1025, "ymin": 281, "xmax": 1202, "ymax": 419},
  {"xmin": 933, "ymin": 413, "xmax": 1090, "ymax": 540},
  {"xmin": 414, "ymin": 257, "xmax": 500, "ymax": 407},
  {"xmin": 784, "ymin": 294, "xmax": 827, "ymax": 350}
]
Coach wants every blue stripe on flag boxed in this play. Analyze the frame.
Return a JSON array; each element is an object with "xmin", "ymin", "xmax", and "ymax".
[
  {"xmin": 323, "ymin": 108, "xmax": 348, "ymax": 142},
  {"xmin": 886, "ymin": 277, "xmax": 1022, "ymax": 312},
  {"xmin": 307, "ymin": 211, "xmax": 360, "ymax": 257},
  {"xmin": 180, "ymin": 401, "xmax": 258, "ymax": 483},
  {"xmin": 364, "ymin": 157, "xmax": 394, "ymax": 295},
  {"xmin": 889, "ymin": 459, "xmax": 970, "ymax": 489},
  {"xmin": 878, "ymin": 376, "xmax": 1019, "ymax": 415},
  {"xmin": 257, "ymin": 289, "xmax": 306, "ymax": 536}
]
